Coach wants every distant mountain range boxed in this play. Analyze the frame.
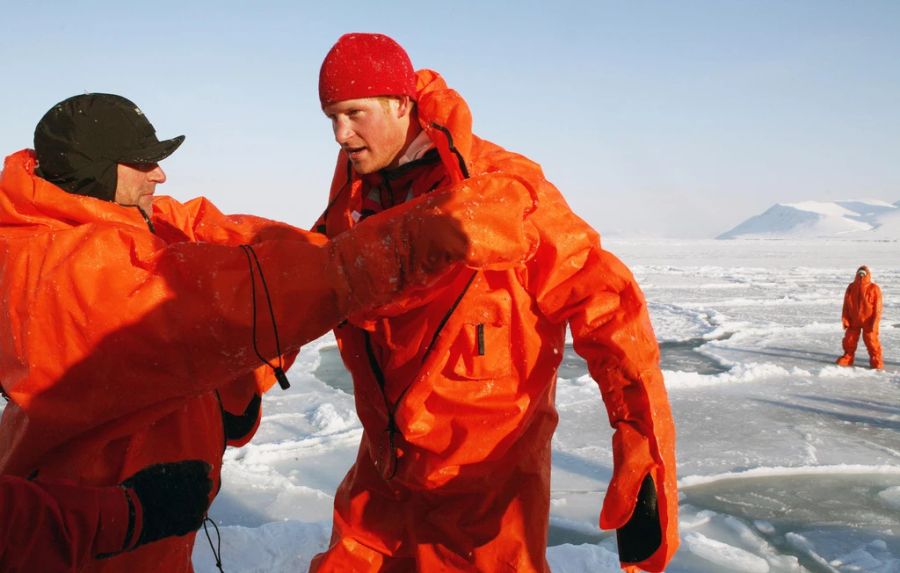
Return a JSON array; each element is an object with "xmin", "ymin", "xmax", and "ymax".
[{"xmin": 717, "ymin": 199, "xmax": 900, "ymax": 240}]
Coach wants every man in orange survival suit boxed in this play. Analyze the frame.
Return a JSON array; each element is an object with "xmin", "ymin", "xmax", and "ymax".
[
  {"xmin": 0, "ymin": 93, "xmax": 535, "ymax": 572},
  {"xmin": 310, "ymin": 33, "xmax": 678, "ymax": 573},
  {"xmin": 836, "ymin": 265, "xmax": 884, "ymax": 369}
]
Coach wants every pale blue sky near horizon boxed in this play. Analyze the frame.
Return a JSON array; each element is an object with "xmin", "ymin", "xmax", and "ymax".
[{"xmin": 2, "ymin": 1, "xmax": 898, "ymax": 238}]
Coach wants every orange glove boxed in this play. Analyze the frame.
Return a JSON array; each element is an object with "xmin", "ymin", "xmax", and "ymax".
[
  {"xmin": 600, "ymin": 423, "xmax": 668, "ymax": 571},
  {"xmin": 595, "ymin": 372, "xmax": 678, "ymax": 572}
]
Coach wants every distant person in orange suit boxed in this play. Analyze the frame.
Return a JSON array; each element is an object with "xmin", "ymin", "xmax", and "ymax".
[{"xmin": 836, "ymin": 265, "xmax": 883, "ymax": 369}]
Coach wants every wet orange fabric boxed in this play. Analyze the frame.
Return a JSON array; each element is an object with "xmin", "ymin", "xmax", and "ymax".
[
  {"xmin": 311, "ymin": 70, "xmax": 678, "ymax": 572},
  {"xmin": 0, "ymin": 149, "xmax": 534, "ymax": 572},
  {"xmin": 0, "ymin": 475, "xmax": 132, "ymax": 572},
  {"xmin": 837, "ymin": 266, "xmax": 883, "ymax": 368}
]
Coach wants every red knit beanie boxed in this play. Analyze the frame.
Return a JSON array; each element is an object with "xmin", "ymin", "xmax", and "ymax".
[{"xmin": 319, "ymin": 33, "xmax": 418, "ymax": 107}]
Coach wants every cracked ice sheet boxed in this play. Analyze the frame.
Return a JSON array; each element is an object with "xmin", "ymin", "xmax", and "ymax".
[{"xmin": 184, "ymin": 239, "xmax": 900, "ymax": 572}]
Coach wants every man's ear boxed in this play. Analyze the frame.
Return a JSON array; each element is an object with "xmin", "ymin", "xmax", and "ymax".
[{"xmin": 396, "ymin": 95, "xmax": 414, "ymax": 119}]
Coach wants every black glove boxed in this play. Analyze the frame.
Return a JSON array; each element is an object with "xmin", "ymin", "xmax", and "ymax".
[
  {"xmin": 222, "ymin": 392, "xmax": 262, "ymax": 443},
  {"xmin": 121, "ymin": 460, "xmax": 213, "ymax": 547},
  {"xmin": 616, "ymin": 474, "xmax": 663, "ymax": 564}
]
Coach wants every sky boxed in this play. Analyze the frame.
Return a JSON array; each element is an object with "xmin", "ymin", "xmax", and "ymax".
[{"xmin": 2, "ymin": 1, "xmax": 899, "ymax": 238}]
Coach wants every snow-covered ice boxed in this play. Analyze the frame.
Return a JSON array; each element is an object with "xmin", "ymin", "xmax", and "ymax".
[
  {"xmin": 7, "ymin": 238, "xmax": 895, "ymax": 571},
  {"xmin": 187, "ymin": 238, "xmax": 900, "ymax": 572}
]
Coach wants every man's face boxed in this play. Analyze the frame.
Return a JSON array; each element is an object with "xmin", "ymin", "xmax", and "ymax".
[
  {"xmin": 324, "ymin": 97, "xmax": 410, "ymax": 175},
  {"xmin": 115, "ymin": 162, "xmax": 166, "ymax": 212}
]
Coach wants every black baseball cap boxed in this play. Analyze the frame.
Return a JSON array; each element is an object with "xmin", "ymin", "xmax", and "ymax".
[{"xmin": 33, "ymin": 93, "xmax": 184, "ymax": 201}]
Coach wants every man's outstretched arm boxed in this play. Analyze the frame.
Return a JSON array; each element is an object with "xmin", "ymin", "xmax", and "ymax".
[{"xmin": 6, "ymin": 173, "xmax": 537, "ymax": 436}]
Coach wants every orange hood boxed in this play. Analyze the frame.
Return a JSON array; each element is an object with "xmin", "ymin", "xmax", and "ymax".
[{"xmin": 842, "ymin": 265, "xmax": 882, "ymax": 327}]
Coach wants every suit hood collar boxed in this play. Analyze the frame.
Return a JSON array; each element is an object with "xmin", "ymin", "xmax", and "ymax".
[
  {"xmin": 0, "ymin": 150, "xmax": 149, "ymax": 232},
  {"xmin": 415, "ymin": 69, "xmax": 475, "ymax": 183}
]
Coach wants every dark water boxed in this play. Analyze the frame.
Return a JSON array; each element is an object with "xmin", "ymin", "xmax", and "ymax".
[
  {"xmin": 313, "ymin": 345, "xmax": 354, "ymax": 394},
  {"xmin": 561, "ymin": 338, "xmax": 729, "ymax": 379},
  {"xmin": 547, "ymin": 522, "xmax": 609, "ymax": 547}
]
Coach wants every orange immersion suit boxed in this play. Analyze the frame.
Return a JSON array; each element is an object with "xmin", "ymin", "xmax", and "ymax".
[
  {"xmin": 0, "ymin": 149, "xmax": 534, "ymax": 572},
  {"xmin": 0, "ymin": 474, "xmax": 133, "ymax": 572},
  {"xmin": 837, "ymin": 265, "xmax": 883, "ymax": 369},
  {"xmin": 310, "ymin": 70, "xmax": 678, "ymax": 572}
]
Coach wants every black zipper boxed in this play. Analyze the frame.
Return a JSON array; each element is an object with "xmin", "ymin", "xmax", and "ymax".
[
  {"xmin": 420, "ymin": 270, "xmax": 478, "ymax": 365},
  {"xmin": 430, "ymin": 123, "xmax": 470, "ymax": 178},
  {"xmin": 362, "ymin": 269, "xmax": 478, "ymax": 480},
  {"xmin": 361, "ymin": 120, "xmax": 474, "ymax": 480},
  {"xmin": 363, "ymin": 330, "xmax": 401, "ymax": 480}
]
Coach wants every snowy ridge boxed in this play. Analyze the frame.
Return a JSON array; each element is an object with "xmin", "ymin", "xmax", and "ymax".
[{"xmin": 718, "ymin": 199, "xmax": 900, "ymax": 240}]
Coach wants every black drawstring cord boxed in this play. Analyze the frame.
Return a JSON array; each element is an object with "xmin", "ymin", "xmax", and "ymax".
[
  {"xmin": 202, "ymin": 516, "xmax": 225, "ymax": 572},
  {"xmin": 239, "ymin": 244, "xmax": 290, "ymax": 390},
  {"xmin": 136, "ymin": 206, "xmax": 156, "ymax": 234}
]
